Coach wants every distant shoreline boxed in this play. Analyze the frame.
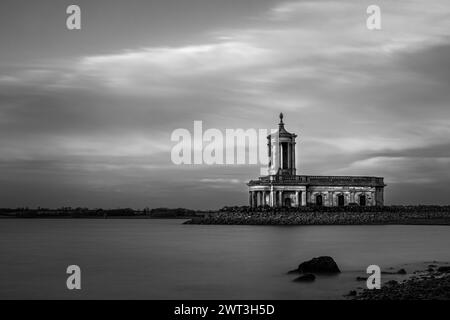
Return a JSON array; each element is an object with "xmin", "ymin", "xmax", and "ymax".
[
  {"xmin": 0, "ymin": 207, "xmax": 201, "ymax": 219},
  {"xmin": 2, "ymin": 206, "xmax": 450, "ymax": 225},
  {"xmin": 0, "ymin": 216, "xmax": 192, "ymax": 220},
  {"xmin": 1, "ymin": 216, "xmax": 449, "ymax": 225}
]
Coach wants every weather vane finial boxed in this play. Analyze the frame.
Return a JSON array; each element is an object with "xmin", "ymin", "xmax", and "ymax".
[{"xmin": 279, "ymin": 112, "xmax": 284, "ymax": 125}]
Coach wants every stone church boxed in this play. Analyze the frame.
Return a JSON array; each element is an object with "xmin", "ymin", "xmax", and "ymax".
[{"xmin": 247, "ymin": 114, "xmax": 385, "ymax": 207}]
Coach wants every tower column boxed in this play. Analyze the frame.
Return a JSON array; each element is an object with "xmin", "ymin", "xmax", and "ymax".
[
  {"xmin": 278, "ymin": 191, "xmax": 283, "ymax": 207},
  {"xmin": 289, "ymin": 143, "xmax": 293, "ymax": 175},
  {"xmin": 270, "ymin": 188, "xmax": 274, "ymax": 207},
  {"xmin": 293, "ymin": 142, "xmax": 296, "ymax": 175},
  {"xmin": 287, "ymin": 143, "xmax": 291, "ymax": 170}
]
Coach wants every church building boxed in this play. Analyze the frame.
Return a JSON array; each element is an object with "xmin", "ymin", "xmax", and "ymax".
[{"xmin": 247, "ymin": 114, "xmax": 385, "ymax": 207}]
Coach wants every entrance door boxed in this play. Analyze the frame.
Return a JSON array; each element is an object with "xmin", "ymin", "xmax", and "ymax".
[
  {"xmin": 359, "ymin": 195, "xmax": 366, "ymax": 206},
  {"xmin": 338, "ymin": 194, "xmax": 345, "ymax": 207},
  {"xmin": 284, "ymin": 198, "xmax": 291, "ymax": 208},
  {"xmin": 316, "ymin": 194, "xmax": 323, "ymax": 206}
]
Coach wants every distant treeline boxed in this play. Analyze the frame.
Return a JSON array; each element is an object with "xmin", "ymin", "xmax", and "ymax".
[
  {"xmin": 0, "ymin": 207, "xmax": 200, "ymax": 218},
  {"xmin": 2, "ymin": 205, "xmax": 450, "ymax": 219}
]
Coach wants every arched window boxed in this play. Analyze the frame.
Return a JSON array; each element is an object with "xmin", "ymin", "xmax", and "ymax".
[
  {"xmin": 359, "ymin": 194, "xmax": 366, "ymax": 206},
  {"xmin": 316, "ymin": 194, "xmax": 323, "ymax": 206},
  {"xmin": 282, "ymin": 142, "xmax": 289, "ymax": 169},
  {"xmin": 338, "ymin": 194, "xmax": 345, "ymax": 207}
]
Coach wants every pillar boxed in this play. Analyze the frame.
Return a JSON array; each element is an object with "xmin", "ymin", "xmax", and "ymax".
[
  {"xmin": 376, "ymin": 187, "xmax": 384, "ymax": 206},
  {"xmin": 270, "ymin": 190, "xmax": 274, "ymax": 207},
  {"xmin": 301, "ymin": 191, "xmax": 306, "ymax": 207},
  {"xmin": 296, "ymin": 191, "xmax": 300, "ymax": 207},
  {"xmin": 287, "ymin": 143, "xmax": 291, "ymax": 170},
  {"xmin": 292, "ymin": 142, "xmax": 296, "ymax": 175},
  {"xmin": 274, "ymin": 191, "xmax": 278, "ymax": 207},
  {"xmin": 278, "ymin": 191, "xmax": 283, "ymax": 207},
  {"xmin": 249, "ymin": 191, "xmax": 253, "ymax": 207}
]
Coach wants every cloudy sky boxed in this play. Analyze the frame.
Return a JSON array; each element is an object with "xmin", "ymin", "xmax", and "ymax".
[{"xmin": 1, "ymin": 0, "xmax": 450, "ymax": 209}]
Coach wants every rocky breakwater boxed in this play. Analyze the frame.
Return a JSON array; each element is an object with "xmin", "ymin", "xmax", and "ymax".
[{"xmin": 184, "ymin": 206, "xmax": 450, "ymax": 225}]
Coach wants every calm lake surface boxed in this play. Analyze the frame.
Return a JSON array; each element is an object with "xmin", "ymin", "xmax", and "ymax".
[{"xmin": 1, "ymin": 219, "xmax": 449, "ymax": 299}]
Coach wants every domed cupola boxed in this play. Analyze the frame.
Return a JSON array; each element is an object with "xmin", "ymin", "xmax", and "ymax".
[{"xmin": 267, "ymin": 113, "xmax": 298, "ymax": 176}]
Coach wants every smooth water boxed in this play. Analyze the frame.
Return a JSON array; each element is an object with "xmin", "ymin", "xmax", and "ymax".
[{"xmin": 0, "ymin": 219, "xmax": 449, "ymax": 299}]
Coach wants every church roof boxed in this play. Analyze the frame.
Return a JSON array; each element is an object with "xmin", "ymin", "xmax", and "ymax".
[{"xmin": 248, "ymin": 175, "xmax": 385, "ymax": 187}]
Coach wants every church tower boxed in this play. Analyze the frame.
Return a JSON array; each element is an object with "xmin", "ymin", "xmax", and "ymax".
[{"xmin": 267, "ymin": 113, "xmax": 297, "ymax": 176}]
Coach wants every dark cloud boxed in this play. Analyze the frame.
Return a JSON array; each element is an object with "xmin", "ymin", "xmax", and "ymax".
[{"xmin": 1, "ymin": 0, "xmax": 450, "ymax": 208}]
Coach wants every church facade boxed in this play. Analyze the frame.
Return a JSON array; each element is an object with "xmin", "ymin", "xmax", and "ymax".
[{"xmin": 247, "ymin": 114, "xmax": 385, "ymax": 207}]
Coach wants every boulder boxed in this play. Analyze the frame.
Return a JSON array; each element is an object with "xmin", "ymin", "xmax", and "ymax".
[
  {"xmin": 386, "ymin": 280, "xmax": 398, "ymax": 286},
  {"xmin": 346, "ymin": 290, "xmax": 357, "ymax": 297},
  {"xmin": 437, "ymin": 266, "xmax": 450, "ymax": 273},
  {"xmin": 287, "ymin": 269, "xmax": 299, "ymax": 275},
  {"xmin": 356, "ymin": 276, "xmax": 367, "ymax": 281},
  {"xmin": 297, "ymin": 256, "xmax": 341, "ymax": 274},
  {"xmin": 293, "ymin": 273, "xmax": 316, "ymax": 282},
  {"xmin": 397, "ymin": 268, "xmax": 407, "ymax": 275}
]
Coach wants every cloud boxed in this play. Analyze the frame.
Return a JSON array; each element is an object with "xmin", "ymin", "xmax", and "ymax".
[
  {"xmin": 1, "ymin": 0, "xmax": 450, "ymax": 208},
  {"xmin": 200, "ymin": 178, "xmax": 242, "ymax": 184}
]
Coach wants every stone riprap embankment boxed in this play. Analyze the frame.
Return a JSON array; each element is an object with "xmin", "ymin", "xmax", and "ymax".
[
  {"xmin": 352, "ymin": 264, "xmax": 450, "ymax": 300},
  {"xmin": 185, "ymin": 206, "xmax": 450, "ymax": 225}
]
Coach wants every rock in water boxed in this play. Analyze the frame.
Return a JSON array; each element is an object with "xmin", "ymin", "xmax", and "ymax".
[
  {"xmin": 346, "ymin": 290, "xmax": 357, "ymax": 297},
  {"xmin": 293, "ymin": 274, "xmax": 316, "ymax": 282},
  {"xmin": 437, "ymin": 266, "xmax": 450, "ymax": 273},
  {"xmin": 356, "ymin": 276, "xmax": 367, "ymax": 281},
  {"xmin": 287, "ymin": 269, "xmax": 299, "ymax": 275},
  {"xmin": 297, "ymin": 256, "xmax": 341, "ymax": 274},
  {"xmin": 397, "ymin": 268, "xmax": 407, "ymax": 275}
]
